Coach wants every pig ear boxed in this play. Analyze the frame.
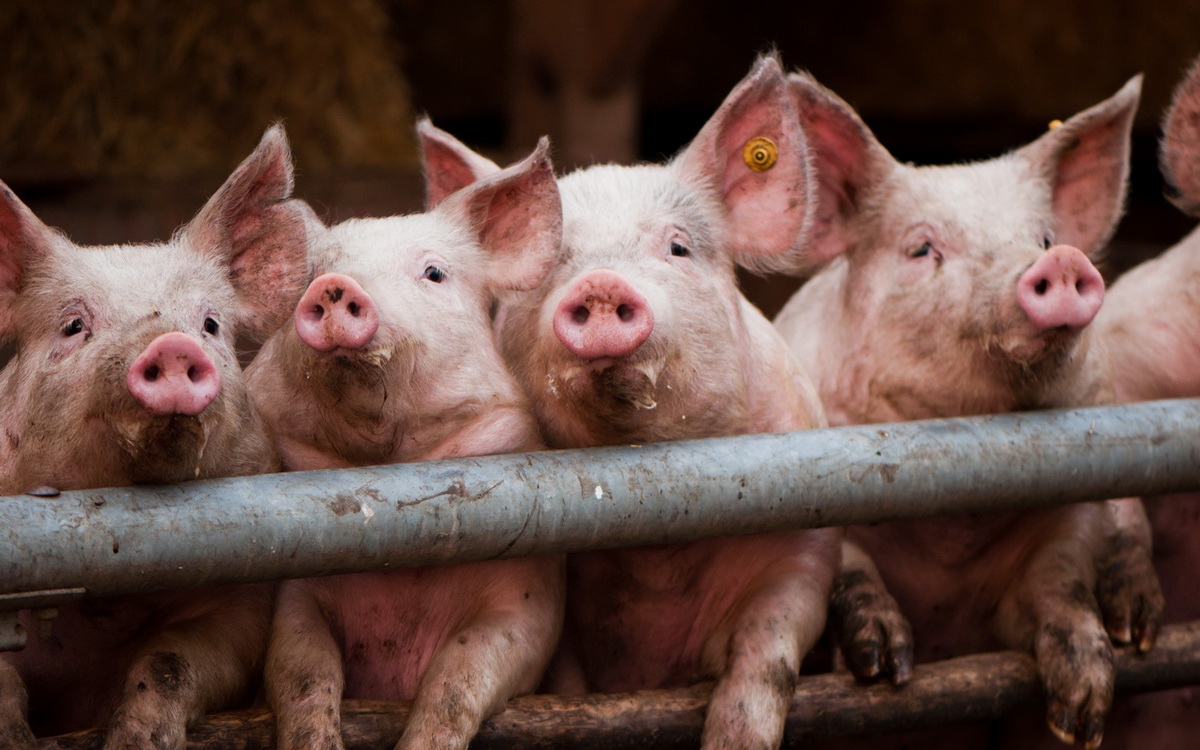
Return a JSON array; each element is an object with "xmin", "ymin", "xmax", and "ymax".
[
  {"xmin": 787, "ymin": 71, "xmax": 895, "ymax": 266},
  {"xmin": 184, "ymin": 125, "xmax": 313, "ymax": 340},
  {"xmin": 1161, "ymin": 58, "xmax": 1200, "ymax": 217},
  {"xmin": 440, "ymin": 137, "xmax": 562, "ymax": 293},
  {"xmin": 1018, "ymin": 75, "xmax": 1142, "ymax": 254},
  {"xmin": 417, "ymin": 117, "xmax": 503, "ymax": 210},
  {"xmin": 0, "ymin": 182, "xmax": 58, "ymax": 338},
  {"xmin": 673, "ymin": 55, "xmax": 816, "ymax": 273}
]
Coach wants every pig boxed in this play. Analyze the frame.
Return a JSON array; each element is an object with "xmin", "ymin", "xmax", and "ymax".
[
  {"xmin": 426, "ymin": 55, "xmax": 840, "ymax": 750},
  {"xmin": 772, "ymin": 72, "xmax": 1162, "ymax": 749},
  {"xmin": 246, "ymin": 140, "xmax": 565, "ymax": 750},
  {"xmin": 0, "ymin": 125, "xmax": 311, "ymax": 748},
  {"xmin": 1044, "ymin": 54, "xmax": 1200, "ymax": 750}
]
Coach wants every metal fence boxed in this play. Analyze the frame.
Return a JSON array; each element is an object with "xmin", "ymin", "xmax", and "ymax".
[{"xmin": 8, "ymin": 398, "xmax": 1200, "ymax": 746}]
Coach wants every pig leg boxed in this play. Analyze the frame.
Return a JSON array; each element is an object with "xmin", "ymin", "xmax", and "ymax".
[
  {"xmin": 102, "ymin": 585, "xmax": 271, "ymax": 750},
  {"xmin": 699, "ymin": 538, "xmax": 837, "ymax": 750},
  {"xmin": 828, "ymin": 538, "xmax": 913, "ymax": 685},
  {"xmin": 1095, "ymin": 498, "xmax": 1162, "ymax": 651},
  {"xmin": 265, "ymin": 581, "xmax": 345, "ymax": 750},
  {"xmin": 396, "ymin": 557, "xmax": 564, "ymax": 750},
  {"xmin": 995, "ymin": 506, "xmax": 1113, "ymax": 749},
  {"xmin": 0, "ymin": 659, "xmax": 34, "ymax": 749}
]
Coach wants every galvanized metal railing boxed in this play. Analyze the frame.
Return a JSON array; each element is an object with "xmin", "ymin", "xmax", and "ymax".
[{"xmin": 1, "ymin": 398, "xmax": 1197, "ymax": 634}]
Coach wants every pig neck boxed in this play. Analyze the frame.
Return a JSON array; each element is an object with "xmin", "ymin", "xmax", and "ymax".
[{"xmin": 259, "ymin": 331, "xmax": 539, "ymax": 470}]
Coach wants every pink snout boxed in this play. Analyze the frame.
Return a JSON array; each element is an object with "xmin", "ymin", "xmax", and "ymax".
[
  {"xmin": 127, "ymin": 332, "xmax": 221, "ymax": 417},
  {"xmin": 1016, "ymin": 245, "xmax": 1105, "ymax": 331},
  {"xmin": 294, "ymin": 273, "xmax": 380, "ymax": 352},
  {"xmin": 553, "ymin": 269, "xmax": 654, "ymax": 359}
]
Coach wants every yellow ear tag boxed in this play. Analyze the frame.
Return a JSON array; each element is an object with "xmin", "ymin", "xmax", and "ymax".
[
  {"xmin": 742, "ymin": 136, "xmax": 778, "ymax": 172},
  {"xmin": 1048, "ymin": 119, "xmax": 1064, "ymax": 131}
]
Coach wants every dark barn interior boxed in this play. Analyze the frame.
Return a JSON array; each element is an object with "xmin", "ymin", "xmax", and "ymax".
[{"xmin": 3, "ymin": 0, "xmax": 1199, "ymax": 320}]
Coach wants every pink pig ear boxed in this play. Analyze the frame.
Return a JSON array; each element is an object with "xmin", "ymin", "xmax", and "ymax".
[
  {"xmin": 440, "ymin": 137, "xmax": 562, "ymax": 293},
  {"xmin": 184, "ymin": 124, "xmax": 313, "ymax": 341},
  {"xmin": 1018, "ymin": 75, "xmax": 1142, "ymax": 255},
  {"xmin": 787, "ymin": 71, "xmax": 895, "ymax": 267},
  {"xmin": 417, "ymin": 117, "xmax": 503, "ymax": 210},
  {"xmin": 673, "ymin": 55, "xmax": 816, "ymax": 273},
  {"xmin": 1162, "ymin": 58, "xmax": 1200, "ymax": 217},
  {"xmin": 0, "ymin": 182, "xmax": 58, "ymax": 338}
]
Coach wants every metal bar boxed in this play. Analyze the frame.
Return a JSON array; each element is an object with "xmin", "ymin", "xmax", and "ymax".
[
  {"xmin": 2, "ymin": 399, "xmax": 1199, "ymax": 602},
  {"xmin": 40, "ymin": 619, "xmax": 1200, "ymax": 749}
]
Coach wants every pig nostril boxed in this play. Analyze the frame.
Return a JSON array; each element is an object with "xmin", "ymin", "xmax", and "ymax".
[
  {"xmin": 313, "ymin": 304, "xmax": 325, "ymax": 318},
  {"xmin": 1034, "ymin": 279, "xmax": 1049, "ymax": 295},
  {"xmin": 572, "ymin": 306, "xmax": 590, "ymax": 325},
  {"xmin": 187, "ymin": 365, "xmax": 198, "ymax": 382},
  {"xmin": 348, "ymin": 301, "xmax": 360, "ymax": 317},
  {"xmin": 143, "ymin": 365, "xmax": 160, "ymax": 382},
  {"xmin": 617, "ymin": 304, "xmax": 634, "ymax": 322}
]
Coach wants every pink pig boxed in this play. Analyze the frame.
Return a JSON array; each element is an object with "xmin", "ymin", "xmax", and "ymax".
[
  {"xmin": 773, "ymin": 72, "xmax": 1160, "ymax": 749},
  {"xmin": 424, "ymin": 55, "xmax": 839, "ymax": 750},
  {"xmin": 1024, "ymin": 54, "xmax": 1200, "ymax": 750},
  {"xmin": 0, "ymin": 126, "xmax": 311, "ymax": 748},
  {"xmin": 246, "ymin": 141, "xmax": 565, "ymax": 750}
]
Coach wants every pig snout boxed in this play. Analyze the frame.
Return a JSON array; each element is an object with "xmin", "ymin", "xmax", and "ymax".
[
  {"xmin": 1016, "ymin": 245, "xmax": 1105, "ymax": 330},
  {"xmin": 552, "ymin": 270, "xmax": 654, "ymax": 360},
  {"xmin": 127, "ymin": 332, "xmax": 221, "ymax": 416},
  {"xmin": 294, "ymin": 273, "xmax": 380, "ymax": 352}
]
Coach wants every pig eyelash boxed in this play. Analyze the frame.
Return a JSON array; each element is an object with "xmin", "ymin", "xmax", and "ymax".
[
  {"xmin": 203, "ymin": 317, "xmax": 220, "ymax": 336},
  {"xmin": 910, "ymin": 242, "xmax": 934, "ymax": 258},
  {"xmin": 423, "ymin": 265, "xmax": 447, "ymax": 283},
  {"xmin": 62, "ymin": 318, "xmax": 85, "ymax": 337}
]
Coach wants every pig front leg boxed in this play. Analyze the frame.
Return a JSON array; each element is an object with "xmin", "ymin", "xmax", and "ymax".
[
  {"xmin": 995, "ymin": 506, "xmax": 1114, "ymax": 749},
  {"xmin": 396, "ymin": 557, "xmax": 565, "ymax": 750},
  {"xmin": 0, "ymin": 659, "xmax": 34, "ymax": 749},
  {"xmin": 265, "ymin": 581, "xmax": 346, "ymax": 750},
  {"xmin": 699, "ymin": 530, "xmax": 838, "ymax": 750},
  {"xmin": 1095, "ymin": 498, "xmax": 1162, "ymax": 652},
  {"xmin": 102, "ymin": 584, "xmax": 272, "ymax": 750},
  {"xmin": 829, "ymin": 537, "xmax": 913, "ymax": 685}
]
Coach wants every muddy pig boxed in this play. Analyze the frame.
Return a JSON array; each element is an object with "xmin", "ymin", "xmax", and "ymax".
[
  {"xmin": 773, "ymin": 72, "xmax": 1161, "ymax": 749},
  {"xmin": 1040, "ymin": 54, "xmax": 1200, "ymax": 750},
  {"xmin": 247, "ymin": 140, "xmax": 565, "ymax": 750},
  {"xmin": 0, "ymin": 125, "xmax": 311, "ymax": 747},
  {"xmin": 425, "ymin": 56, "xmax": 839, "ymax": 750}
]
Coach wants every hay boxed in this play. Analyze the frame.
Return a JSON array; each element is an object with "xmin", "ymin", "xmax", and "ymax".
[{"xmin": 0, "ymin": 0, "xmax": 416, "ymax": 178}]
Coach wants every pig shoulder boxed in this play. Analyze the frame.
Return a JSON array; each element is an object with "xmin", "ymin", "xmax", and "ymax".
[{"xmin": 1099, "ymin": 226, "xmax": 1200, "ymax": 402}]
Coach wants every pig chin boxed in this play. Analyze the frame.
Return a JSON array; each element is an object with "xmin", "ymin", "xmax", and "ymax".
[
  {"xmin": 994, "ymin": 324, "xmax": 1083, "ymax": 366},
  {"xmin": 110, "ymin": 411, "xmax": 213, "ymax": 483},
  {"xmin": 549, "ymin": 355, "xmax": 665, "ymax": 412}
]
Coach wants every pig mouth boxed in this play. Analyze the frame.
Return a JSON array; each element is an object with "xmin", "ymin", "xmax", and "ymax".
[
  {"xmin": 110, "ymin": 412, "xmax": 213, "ymax": 483},
  {"xmin": 547, "ymin": 355, "xmax": 663, "ymax": 411}
]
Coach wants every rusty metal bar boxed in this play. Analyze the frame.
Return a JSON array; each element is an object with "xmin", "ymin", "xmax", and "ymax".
[{"xmin": 1, "ymin": 399, "xmax": 1198, "ymax": 604}]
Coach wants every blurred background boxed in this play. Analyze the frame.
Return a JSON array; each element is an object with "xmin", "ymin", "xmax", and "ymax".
[{"xmin": 2, "ymin": 0, "xmax": 1198, "ymax": 315}]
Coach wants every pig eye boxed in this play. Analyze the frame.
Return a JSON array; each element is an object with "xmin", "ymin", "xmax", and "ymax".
[
  {"xmin": 203, "ymin": 317, "xmax": 220, "ymax": 336},
  {"xmin": 1042, "ymin": 236, "xmax": 1053, "ymax": 250},
  {"xmin": 62, "ymin": 318, "xmax": 85, "ymax": 337},
  {"xmin": 670, "ymin": 241, "xmax": 691, "ymax": 258},
  {"xmin": 910, "ymin": 242, "xmax": 934, "ymax": 258},
  {"xmin": 423, "ymin": 265, "xmax": 447, "ymax": 283}
]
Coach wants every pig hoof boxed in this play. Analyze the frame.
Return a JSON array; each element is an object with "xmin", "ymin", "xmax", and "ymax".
[
  {"xmin": 1038, "ymin": 623, "xmax": 1113, "ymax": 750},
  {"xmin": 829, "ymin": 569, "xmax": 913, "ymax": 685},
  {"xmin": 1096, "ymin": 532, "xmax": 1163, "ymax": 652}
]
